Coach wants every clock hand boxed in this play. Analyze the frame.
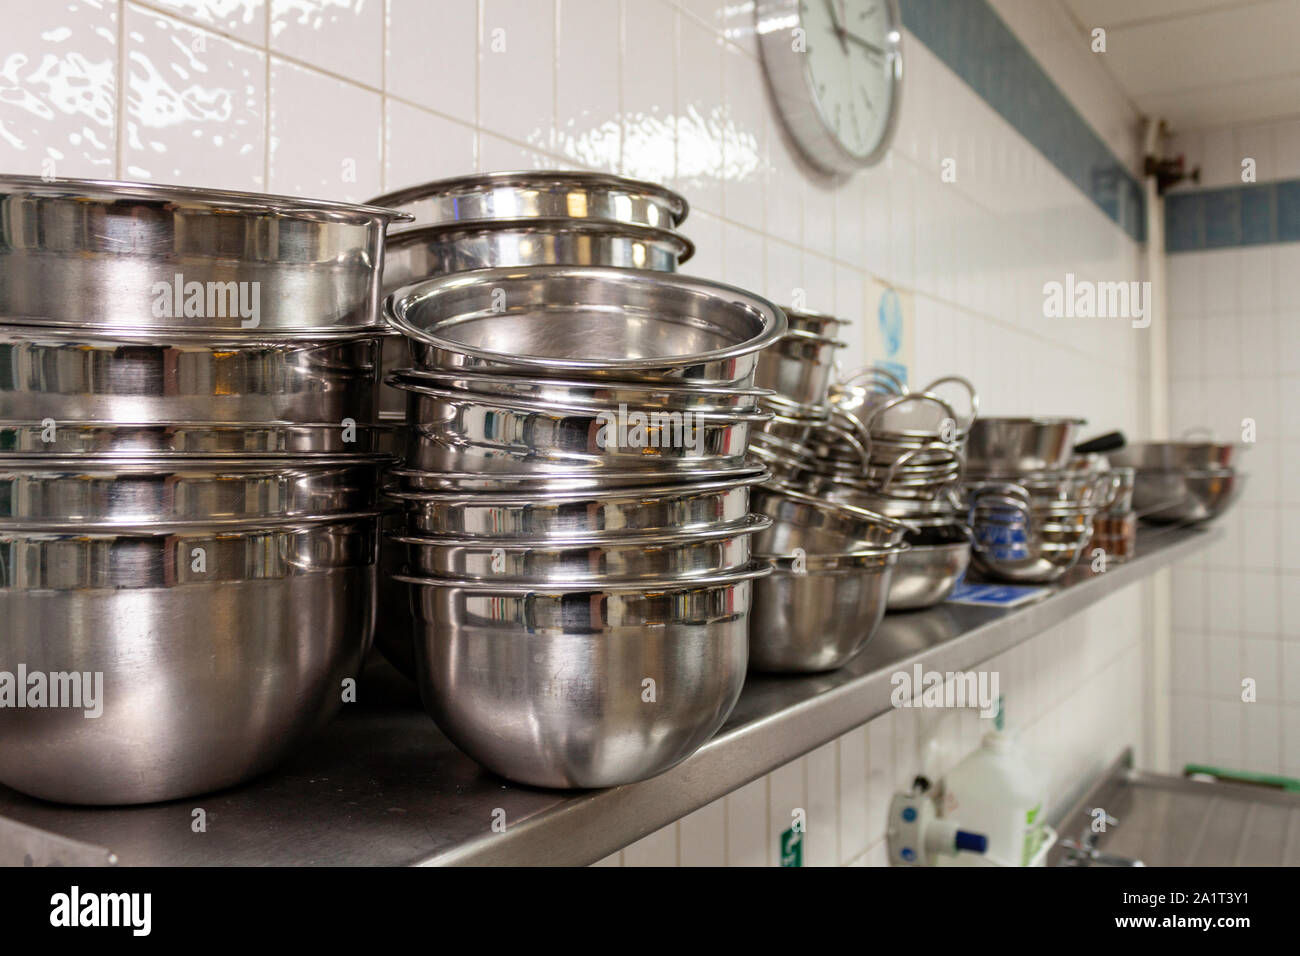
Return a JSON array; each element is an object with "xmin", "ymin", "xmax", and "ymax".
[
  {"xmin": 823, "ymin": 0, "xmax": 849, "ymax": 54},
  {"xmin": 842, "ymin": 30, "xmax": 887, "ymax": 59}
]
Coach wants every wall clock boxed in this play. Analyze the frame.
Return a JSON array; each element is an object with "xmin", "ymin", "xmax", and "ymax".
[{"xmin": 755, "ymin": 0, "xmax": 903, "ymax": 174}]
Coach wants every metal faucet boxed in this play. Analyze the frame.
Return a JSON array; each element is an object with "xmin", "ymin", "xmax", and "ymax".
[{"xmin": 1058, "ymin": 811, "xmax": 1146, "ymax": 867}]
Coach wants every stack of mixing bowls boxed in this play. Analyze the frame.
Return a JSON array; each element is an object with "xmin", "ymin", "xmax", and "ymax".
[
  {"xmin": 370, "ymin": 172, "xmax": 785, "ymax": 789},
  {"xmin": 807, "ymin": 370, "xmax": 978, "ymax": 610},
  {"xmin": 962, "ymin": 417, "xmax": 1114, "ymax": 583},
  {"xmin": 0, "ymin": 177, "xmax": 407, "ymax": 805}
]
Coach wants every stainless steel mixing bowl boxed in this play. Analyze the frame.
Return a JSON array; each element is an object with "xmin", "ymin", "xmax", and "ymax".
[
  {"xmin": 0, "ymin": 421, "xmax": 392, "ymax": 457},
  {"xmin": 367, "ymin": 170, "xmax": 688, "ymax": 231},
  {"xmin": 0, "ymin": 176, "xmax": 410, "ymax": 333},
  {"xmin": 392, "ymin": 515, "xmax": 767, "ymax": 582},
  {"xmin": 966, "ymin": 487, "xmax": 1095, "ymax": 583},
  {"xmin": 0, "ymin": 516, "xmax": 379, "ymax": 804},
  {"xmin": 398, "ymin": 564, "xmax": 766, "ymax": 788},
  {"xmin": 1110, "ymin": 441, "xmax": 1242, "ymax": 470},
  {"xmin": 389, "ymin": 471, "xmax": 764, "ymax": 538},
  {"xmin": 1130, "ymin": 467, "xmax": 1244, "ymax": 524},
  {"xmin": 964, "ymin": 417, "xmax": 1086, "ymax": 474},
  {"xmin": 386, "ymin": 265, "xmax": 786, "ymax": 386},
  {"xmin": 751, "ymin": 485, "xmax": 912, "ymax": 553},
  {"xmin": 388, "ymin": 367, "xmax": 767, "ymax": 412},
  {"xmin": 887, "ymin": 524, "xmax": 971, "ymax": 611},
  {"xmin": 753, "ymin": 329, "xmax": 845, "ymax": 407},
  {"xmin": 0, "ymin": 457, "xmax": 385, "ymax": 527},
  {"xmin": 750, "ymin": 548, "xmax": 903, "ymax": 673},
  {"xmin": 385, "ymin": 460, "xmax": 766, "ymax": 494},
  {"xmin": 394, "ymin": 380, "xmax": 765, "ymax": 476},
  {"xmin": 0, "ymin": 325, "xmax": 383, "ymax": 425},
  {"xmin": 381, "ymin": 219, "xmax": 694, "ymax": 291}
]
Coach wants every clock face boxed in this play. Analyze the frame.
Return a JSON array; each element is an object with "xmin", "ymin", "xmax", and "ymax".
[
  {"xmin": 756, "ymin": 0, "xmax": 902, "ymax": 173},
  {"xmin": 802, "ymin": 0, "xmax": 897, "ymax": 161}
]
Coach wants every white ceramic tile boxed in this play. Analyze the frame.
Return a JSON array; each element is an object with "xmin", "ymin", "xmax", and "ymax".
[
  {"xmin": 1241, "ymin": 636, "xmax": 1280, "ymax": 702},
  {"xmin": 147, "ymin": 0, "xmax": 265, "ymax": 44},
  {"xmin": 837, "ymin": 724, "xmax": 869, "ymax": 862},
  {"xmin": 271, "ymin": 0, "xmax": 383, "ymax": 89},
  {"xmin": 1207, "ymin": 634, "xmax": 1240, "ymax": 700},
  {"xmin": 721, "ymin": 221, "xmax": 764, "ymax": 296},
  {"xmin": 1274, "ymin": 119, "xmax": 1300, "ymax": 179},
  {"xmin": 477, "ymin": 129, "xmax": 557, "ymax": 171},
  {"xmin": 763, "ymin": 237, "xmax": 802, "ymax": 307},
  {"xmin": 674, "ymin": 11, "xmax": 723, "ymax": 214},
  {"xmin": 721, "ymin": 40, "xmax": 765, "ymax": 233},
  {"xmin": 124, "ymin": 5, "xmax": 266, "ymax": 190},
  {"xmin": 479, "ymin": 0, "xmax": 554, "ymax": 152},
  {"xmin": 0, "ymin": 0, "xmax": 118, "ymax": 178},
  {"xmin": 1209, "ymin": 699, "xmax": 1242, "ymax": 768},
  {"xmin": 386, "ymin": 0, "xmax": 477, "ymax": 124},
  {"xmin": 268, "ymin": 56, "xmax": 382, "ymax": 200},
  {"xmin": 803, "ymin": 741, "xmax": 838, "ymax": 867},
  {"xmin": 677, "ymin": 799, "xmax": 726, "ymax": 866},
  {"xmin": 1281, "ymin": 643, "xmax": 1300, "ymax": 701},
  {"xmin": 383, "ymin": 98, "xmax": 475, "ymax": 193},
  {"xmin": 555, "ymin": 0, "xmax": 619, "ymax": 171},
  {"xmin": 619, "ymin": 0, "xmax": 674, "ymax": 185},
  {"xmin": 1241, "ymin": 702, "xmax": 1280, "ymax": 774},
  {"xmin": 1234, "ymin": 123, "xmax": 1276, "ymax": 184},
  {"xmin": 768, "ymin": 757, "xmax": 805, "ymax": 866},
  {"xmin": 725, "ymin": 777, "xmax": 767, "ymax": 867},
  {"xmin": 621, "ymin": 823, "xmax": 678, "ymax": 866},
  {"xmin": 680, "ymin": 207, "xmax": 722, "ymax": 281},
  {"xmin": 1171, "ymin": 633, "xmax": 1207, "ymax": 697}
]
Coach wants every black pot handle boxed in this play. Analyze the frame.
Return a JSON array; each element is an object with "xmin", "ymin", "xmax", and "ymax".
[{"xmin": 1074, "ymin": 431, "xmax": 1125, "ymax": 455}]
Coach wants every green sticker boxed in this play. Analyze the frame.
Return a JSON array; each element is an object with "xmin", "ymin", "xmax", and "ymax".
[{"xmin": 780, "ymin": 826, "xmax": 803, "ymax": 868}]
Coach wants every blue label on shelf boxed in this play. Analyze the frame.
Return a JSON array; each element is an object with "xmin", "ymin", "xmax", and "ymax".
[{"xmin": 946, "ymin": 581, "xmax": 1049, "ymax": 608}]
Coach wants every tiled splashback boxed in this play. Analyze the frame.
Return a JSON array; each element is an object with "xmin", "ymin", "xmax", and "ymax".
[
  {"xmin": 1164, "ymin": 116, "xmax": 1300, "ymax": 781},
  {"xmin": 1, "ymin": 0, "xmax": 1157, "ymax": 864}
]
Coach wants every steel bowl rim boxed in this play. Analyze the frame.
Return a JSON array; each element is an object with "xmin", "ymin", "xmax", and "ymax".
[
  {"xmin": 394, "ymin": 560, "xmax": 773, "ymax": 592},
  {"xmin": 385, "ymin": 216, "xmax": 696, "ymax": 264},
  {"xmin": 385, "ymin": 265, "xmax": 787, "ymax": 373},
  {"xmin": 387, "ymin": 513, "xmax": 772, "ymax": 549}
]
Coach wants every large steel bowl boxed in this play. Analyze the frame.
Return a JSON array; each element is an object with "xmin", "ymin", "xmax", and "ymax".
[
  {"xmin": 964, "ymin": 417, "xmax": 1086, "ymax": 474},
  {"xmin": 367, "ymin": 170, "xmax": 688, "ymax": 231},
  {"xmin": 393, "ymin": 380, "xmax": 765, "ymax": 476},
  {"xmin": 389, "ymin": 471, "xmax": 764, "ymax": 538},
  {"xmin": 382, "ymin": 218, "xmax": 694, "ymax": 291},
  {"xmin": 1110, "ymin": 441, "xmax": 1242, "ymax": 471},
  {"xmin": 386, "ymin": 265, "xmax": 786, "ymax": 386},
  {"xmin": 0, "ymin": 176, "xmax": 409, "ymax": 333},
  {"xmin": 751, "ymin": 485, "xmax": 912, "ymax": 553},
  {"xmin": 399, "ymin": 565, "xmax": 765, "ymax": 788},
  {"xmin": 886, "ymin": 524, "xmax": 970, "ymax": 611},
  {"xmin": 0, "ymin": 516, "xmax": 379, "ymax": 805},
  {"xmin": 0, "ymin": 457, "xmax": 385, "ymax": 527},
  {"xmin": 1131, "ymin": 467, "xmax": 1244, "ymax": 524},
  {"xmin": 0, "ymin": 325, "xmax": 382, "ymax": 425}
]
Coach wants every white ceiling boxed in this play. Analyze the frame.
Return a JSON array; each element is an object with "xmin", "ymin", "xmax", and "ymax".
[{"xmin": 1061, "ymin": 0, "xmax": 1300, "ymax": 131}]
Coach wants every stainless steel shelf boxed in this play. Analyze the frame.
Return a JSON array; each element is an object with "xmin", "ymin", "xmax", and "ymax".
[{"xmin": 0, "ymin": 524, "xmax": 1218, "ymax": 867}]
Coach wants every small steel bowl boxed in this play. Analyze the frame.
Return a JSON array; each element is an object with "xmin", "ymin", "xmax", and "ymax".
[
  {"xmin": 750, "ymin": 547, "xmax": 904, "ymax": 673},
  {"xmin": 887, "ymin": 524, "xmax": 971, "ymax": 611},
  {"xmin": 751, "ymin": 484, "xmax": 913, "ymax": 554}
]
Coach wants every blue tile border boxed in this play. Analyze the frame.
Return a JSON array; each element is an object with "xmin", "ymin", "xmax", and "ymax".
[
  {"xmin": 1165, "ymin": 180, "xmax": 1300, "ymax": 252},
  {"xmin": 899, "ymin": 0, "xmax": 1145, "ymax": 242}
]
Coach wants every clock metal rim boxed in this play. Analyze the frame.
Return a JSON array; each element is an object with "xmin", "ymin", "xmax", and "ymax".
[{"xmin": 754, "ymin": 0, "xmax": 904, "ymax": 175}]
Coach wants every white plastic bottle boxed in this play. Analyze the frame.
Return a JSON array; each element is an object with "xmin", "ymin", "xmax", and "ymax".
[{"xmin": 938, "ymin": 701, "xmax": 1046, "ymax": 867}]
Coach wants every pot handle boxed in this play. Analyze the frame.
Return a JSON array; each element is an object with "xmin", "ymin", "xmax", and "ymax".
[
  {"xmin": 1073, "ymin": 431, "xmax": 1126, "ymax": 455},
  {"xmin": 814, "ymin": 417, "xmax": 872, "ymax": 473},
  {"xmin": 879, "ymin": 440, "xmax": 959, "ymax": 492},
  {"xmin": 863, "ymin": 391, "xmax": 959, "ymax": 437},
  {"xmin": 918, "ymin": 375, "xmax": 979, "ymax": 434},
  {"xmin": 838, "ymin": 365, "xmax": 908, "ymax": 395}
]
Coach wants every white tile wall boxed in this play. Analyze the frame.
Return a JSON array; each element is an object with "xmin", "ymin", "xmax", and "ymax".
[
  {"xmin": 0, "ymin": 0, "xmax": 1157, "ymax": 864},
  {"xmin": 1166, "ymin": 223, "xmax": 1300, "ymax": 780}
]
